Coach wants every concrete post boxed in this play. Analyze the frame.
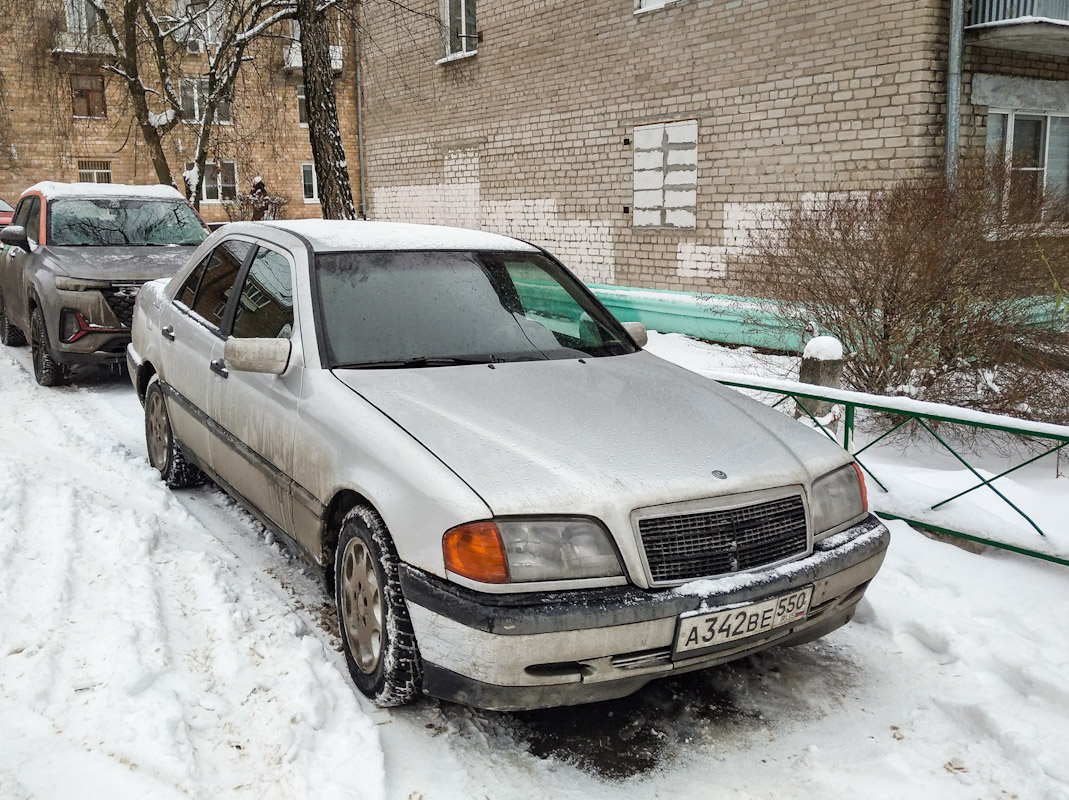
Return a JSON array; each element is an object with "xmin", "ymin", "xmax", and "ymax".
[{"xmin": 795, "ymin": 335, "xmax": 844, "ymax": 432}]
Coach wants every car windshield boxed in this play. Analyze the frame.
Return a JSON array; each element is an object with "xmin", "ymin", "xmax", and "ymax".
[
  {"xmin": 316, "ymin": 250, "xmax": 638, "ymax": 367},
  {"xmin": 48, "ymin": 198, "xmax": 207, "ymax": 246},
  {"xmin": 0, "ymin": 198, "xmax": 12, "ymax": 213}
]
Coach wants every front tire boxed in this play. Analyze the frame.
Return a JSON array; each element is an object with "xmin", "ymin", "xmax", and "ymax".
[
  {"xmin": 0, "ymin": 286, "xmax": 25, "ymax": 347},
  {"xmin": 30, "ymin": 305, "xmax": 69, "ymax": 386},
  {"xmin": 145, "ymin": 376, "xmax": 205, "ymax": 489},
  {"xmin": 335, "ymin": 506, "xmax": 422, "ymax": 707}
]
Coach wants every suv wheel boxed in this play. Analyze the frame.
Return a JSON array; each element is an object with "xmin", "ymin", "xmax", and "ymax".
[
  {"xmin": 335, "ymin": 506, "xmax": 422, "ymax": 707},
  {"xmin": 30, "ymin": 305, "xmax": 69, "ymax": 386},
  {"xmin": 145, "ymin": 376, "xmax": 205, "ymax": 488},
  {"xmin": 0, "ymin": 286, "xmax": 25, "ymax": 347}
]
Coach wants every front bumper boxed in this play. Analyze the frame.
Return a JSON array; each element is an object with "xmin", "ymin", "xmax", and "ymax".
[{"xmin": 400, "ymin": 515, "xmax": 890, "ymax": 711}]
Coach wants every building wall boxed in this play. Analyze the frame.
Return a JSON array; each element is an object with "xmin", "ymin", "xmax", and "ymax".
[
  {"xmin": 359, "ymin": 0, "xmax": 950, "ymax": 291},
  {"xmin": 0, "ymin": 6, "xmax": 361, "ymax": 225}
]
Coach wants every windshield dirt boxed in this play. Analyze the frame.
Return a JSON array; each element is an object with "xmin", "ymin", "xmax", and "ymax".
[
  {"xmin": 316, "ymin": 251, "xmax": 637, "ymax": 367},
  {"xmin": 48, "ymin": 198, "xmax": 207, "ymax": 246}
]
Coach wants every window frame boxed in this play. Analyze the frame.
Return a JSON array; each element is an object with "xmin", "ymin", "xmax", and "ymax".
[
  {"xmin": 439, "ymin": 0, "xmax": 477, "ymax": 61},
  {"xmin": 301, "ymin": 163, "xmax": 319, "ymax": 204},
  {"xmin": 64, "ymin": 0, "xmax": 97, "ymax": 33},
  {"xmin": 180, "ymin": 78, "xmax": 232, "ymax": 125},
  {"xmin": 76, "ymin": 159, "xmax": 113, "ymax": 184},
  {"xmin": 192, "ymin": 159, "xmax": 238, "ymax": 204},
  {"xmin": 71, "ymin": 75, "xmax": 106, "ymax": 119},
  {"xmin": 986, "ymin": 108, "xmax": 1069, "ymax": 219},
  {"xmin": 296, "ymin": 85, "xmax": 308, "ymax": 127}
]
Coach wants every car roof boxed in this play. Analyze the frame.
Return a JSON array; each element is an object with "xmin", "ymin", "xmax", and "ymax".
[
  {"xmin": 23, "ymin": 181, "xmax": 187, "ymax": 202},
  {"xmin": 227, "ymin": 219, "xmax": 541, "ymax": 254}
]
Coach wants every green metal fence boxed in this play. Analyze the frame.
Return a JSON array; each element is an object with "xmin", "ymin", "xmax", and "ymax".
[{"xmin": 707, "ymin": 371, "xmax": 1069, "ymax": 567}]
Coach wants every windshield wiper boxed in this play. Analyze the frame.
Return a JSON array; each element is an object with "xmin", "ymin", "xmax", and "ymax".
[{"xmin": 333, "ymin": 356, "xmax": 493, "ymax": 369}]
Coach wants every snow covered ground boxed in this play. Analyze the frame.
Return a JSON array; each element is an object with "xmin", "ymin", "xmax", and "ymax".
[{"xmin": 1, "ymin": 334, "xmax": 1067, "ymax": 800}]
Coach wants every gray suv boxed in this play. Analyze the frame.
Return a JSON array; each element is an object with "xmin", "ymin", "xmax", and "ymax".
[{"xmin": 0, "ymin": 181, "xmax": 207, "ymax": 385}]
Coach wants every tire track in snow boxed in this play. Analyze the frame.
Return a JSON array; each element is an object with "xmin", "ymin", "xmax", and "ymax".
[{"xmin": 0, "ymin": 352, "xmax": 387, "ymax": 799}]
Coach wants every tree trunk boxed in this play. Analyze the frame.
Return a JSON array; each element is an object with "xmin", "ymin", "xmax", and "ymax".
[
  {"xmin": 297, "ymin": 0, "xmax": 356, "ymax": 220},
  {"xmin": 121, "ymin": 0, "xmax": 177, "ymax": 188}
]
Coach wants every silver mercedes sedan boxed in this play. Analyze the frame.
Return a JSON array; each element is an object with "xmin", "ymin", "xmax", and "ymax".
[{"xmin": 127, "ymin": 220, "xmax": 889, "ymax": 711}]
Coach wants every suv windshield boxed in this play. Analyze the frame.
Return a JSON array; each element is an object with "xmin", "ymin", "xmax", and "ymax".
[
  {"xmin": 317, "ymin": 250, "xmax": 637, "ymax": 367},
  {"xmin": 49, "ymin": 198, "xmax": 207, "ymax": 246}
]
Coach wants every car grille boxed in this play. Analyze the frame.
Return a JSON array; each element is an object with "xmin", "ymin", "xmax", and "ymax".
[
  {"xmin": 637, "ymin": 495, "xmax": 808, "ymax": 584},
  {"xmin": 105, "ymin": 286, "xmax": 140, "ymax": 328}
]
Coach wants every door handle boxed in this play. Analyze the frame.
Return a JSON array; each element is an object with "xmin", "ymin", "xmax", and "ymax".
[
  {"xmin": 210, "ymin": 358, "xmax": 228, "ymax": 379},
  {"xmin": 161, "ymin": 324, "xmax": 175, "ymax": 341}
]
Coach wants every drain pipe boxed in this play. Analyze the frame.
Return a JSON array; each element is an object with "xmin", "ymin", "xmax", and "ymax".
[
  {"xmin": 946, "ymin": 0, "xmax": 964, "ymax": 188},
  {"xmin": 354, "ymin": 13, "xmax": 369, "ymax": 219}
]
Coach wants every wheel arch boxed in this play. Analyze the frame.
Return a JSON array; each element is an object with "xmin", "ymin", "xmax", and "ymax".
[
  {"xmin": 136, "ymin": 360, "xmax": 158, "ymax": 404},
  {"xmin": 320, "ymin": 488, "xmax": 380, "ymax": 593}
]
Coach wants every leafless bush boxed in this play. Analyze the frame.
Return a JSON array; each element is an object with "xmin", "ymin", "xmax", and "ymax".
[
  {"xmin": 223, "ymin": 193, "xmax": 289, "ymax": 221},
  {"xmin": 748, "ymin": 158, "xmax": 1069, "ymax": 424}
]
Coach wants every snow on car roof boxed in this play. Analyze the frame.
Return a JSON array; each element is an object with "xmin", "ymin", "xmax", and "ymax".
[
  {"xmin": 262, "ymin": 219, "xmax": 541, "ymax": 253},
  {"xmin": 24, "ymin": 181, "xmax": 187, "ymax": 201}
]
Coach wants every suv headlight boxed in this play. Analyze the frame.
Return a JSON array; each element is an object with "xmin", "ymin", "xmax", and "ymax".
[
  {"xmin": 443, "ymin": 517, "xmax": 623, "ymax": 584},
  {"xmin": 811, "ymin": 463, "xmax": 867, "ymax": 537}
]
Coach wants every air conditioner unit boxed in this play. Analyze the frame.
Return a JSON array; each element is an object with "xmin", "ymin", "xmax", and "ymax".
[{"xmin": 187, "ymin": 38, "xmax": 204, "ymax": 54}]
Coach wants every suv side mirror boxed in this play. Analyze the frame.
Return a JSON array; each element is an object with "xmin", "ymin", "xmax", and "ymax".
[
  {"xmin": 621, "ymin": 321, "xmax": 648, "ymax": 348},
  {"xmin": 224, "ymin": 336, "xmax": 292, "ymax": 375},
  {"xmin": 1, "ymin": 225, "xmax": 30, "ymax": 252}
]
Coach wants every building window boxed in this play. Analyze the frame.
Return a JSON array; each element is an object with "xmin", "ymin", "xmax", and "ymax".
[
  {"xmin": 71, "ymin": 75, "xmax": 106, "ymax": 119},
  {"xmin": 302, "ymin": 163, "xmax": 319, "ymax": 203},
  {"xmin": 189, "ymin": 160, "xmax": 237, "ymax": 202},
  {"xmin": 180, "ymin": 78, "xmax": 232, "ymax": 124},
  {"xmin": 443, "ymin": 0, "xmax": 476, "ymax": 58},
  {"xmin": 177, "ymin": 0, "xmax": 223, "ymax": 53},
  {"xmin": 297, "ymin": 85, "xmax": 307, "ymax": 126},
  {"xmin": 64, "ymin": 0, "xmax": 97, "ymax": 33},
  {"xmin": 77, "ymin": 159, "xmax": 112, "ymax": 183},
  {"xmin": 633, "ymin": 119, "xmax": 698, "ymax": 229},
  {"xmin": 987, "ymin": 110, "xmax": 1069, "ymax": 221}
]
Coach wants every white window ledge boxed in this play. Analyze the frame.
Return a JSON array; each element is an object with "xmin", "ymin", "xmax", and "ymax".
[
  {"xmin": 634, "ymin": 0, "xmax": 684, "ymax": 15},
  {"xmin": 436, "ymin": 49, "xmax": 477, "ymax": 66}
]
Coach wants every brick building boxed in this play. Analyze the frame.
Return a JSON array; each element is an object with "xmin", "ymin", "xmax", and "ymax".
[
  {"xmin": 357, "ymin": 0, "xmax": 1069, "ymax": 292},
  {"xmin": 0, "ymin": 1, "xmax": 361, "ymax": 225}
]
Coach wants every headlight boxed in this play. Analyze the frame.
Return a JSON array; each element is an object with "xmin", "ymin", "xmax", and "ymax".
[
  {"xmin": 810, "ymin": 463, "xmax": 867, "ymax": 536},
  {"xmin": 443, "ymin": 517, "xmax": 623, "ymax": 584}
]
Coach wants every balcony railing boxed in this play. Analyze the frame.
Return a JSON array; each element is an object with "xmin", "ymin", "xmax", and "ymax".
[{"xmin": 969, "ymin": 0, "xmax": 1069, "ymax": 26}]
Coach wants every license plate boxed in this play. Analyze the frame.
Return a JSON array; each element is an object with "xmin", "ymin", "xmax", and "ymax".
[{"xmin": 673, "ymin": 586, "xmax": 814, "ymax": 657}]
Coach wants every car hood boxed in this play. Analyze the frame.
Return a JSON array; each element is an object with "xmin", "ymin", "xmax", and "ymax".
[
  {"xmin": 333, "ymin": 352, "xmax": 851, "ymax": 517},
  {"xmin": 44, "ymin": 244, "xmax": 198, "ymax": 281}
]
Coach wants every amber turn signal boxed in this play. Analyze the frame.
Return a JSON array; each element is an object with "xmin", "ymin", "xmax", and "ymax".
[
  {"xmin": 443, "ymin": 521, "xmax": 510, "ymax": 584},
  {"xmin": 852, "ymin": 462, "xmax": 868, "ymax": 512}
]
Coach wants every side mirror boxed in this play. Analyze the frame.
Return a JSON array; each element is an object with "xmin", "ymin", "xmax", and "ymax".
[
  {"xmin": 224, "ymin": 336, "xmax": 291, "ymax": 375},
  {"xmin": 621, "ymin": 321, "xmax": 648, "ymax": 348},
  {"xmin": 1, "ymin": 225, "xmax": 30, "ymax": 252}
]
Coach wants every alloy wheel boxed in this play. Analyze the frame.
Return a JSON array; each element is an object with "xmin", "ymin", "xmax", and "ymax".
[
  {"xmin": 340, "ymin": 537, "xmax": 383, "ymax": 674},
  {"xmin": 146, "ymin": 389, "xmax": 171, "ymax": 471}
]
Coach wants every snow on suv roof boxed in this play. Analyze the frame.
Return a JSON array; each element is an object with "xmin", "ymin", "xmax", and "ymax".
[
  {"xmin": 24, "ymin": 181, "xmax": 186, "ymax": 201},
  {"xmin": 263, "ymin": 219, "xmax": 541, "ymax": 253}
]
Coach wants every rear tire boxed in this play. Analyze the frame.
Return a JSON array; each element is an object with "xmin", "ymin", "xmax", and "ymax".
[
  {"xmin": 145, "ymin": 375, "xmax": 205, "ymax": 489},
  {"xmin": 0, "ymin": 286, "xmax": 26, "ymax": 347},
  {"xmin": 335, "ymin": 506, "xmax": 422, "ymax": 707},
  {"xmin": 30, "ymin": 305, "xmax": 69, "ymax": 386}
]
